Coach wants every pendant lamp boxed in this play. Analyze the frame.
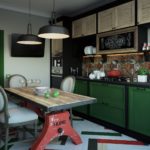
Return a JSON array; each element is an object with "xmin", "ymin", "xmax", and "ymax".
[
  {"xmin": 38, "ymin": 0, "xmax": 69, "ymax": 39},
  {"xmin": 17, "ymin": 0, "xmax": 42, "ymax": 45}
]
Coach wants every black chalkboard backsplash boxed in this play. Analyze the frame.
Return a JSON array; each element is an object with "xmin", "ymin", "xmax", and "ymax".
[{"xmin": 99, "ymin": 32, "xmax": 134, "ymax": 50}]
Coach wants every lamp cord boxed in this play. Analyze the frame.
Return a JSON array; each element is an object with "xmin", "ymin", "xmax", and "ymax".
[
  {"xmin": 27, "ymin": 0, "xmax": 32, "ymax": 34},
  {"xmin": 53, "ymin": 0, "xmax": 55, "ymax": 13},
  {"xmin": 51, "ymin": 0, "xmax": 56, "ymax": 25}
]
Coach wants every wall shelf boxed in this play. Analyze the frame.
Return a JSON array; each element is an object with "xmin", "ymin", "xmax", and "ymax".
[
  {"xmin": 83, "ymin": 54, "xmax": 102, "ymax": 58},
  {"xmin": 107, "ymin": 52, "xmax": 144, "ymax": 57}
]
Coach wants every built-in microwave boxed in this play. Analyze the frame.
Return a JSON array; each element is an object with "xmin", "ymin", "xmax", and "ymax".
[{"xmin": 96, "ymin": 26, "xmax": 138, "ymax": 54}]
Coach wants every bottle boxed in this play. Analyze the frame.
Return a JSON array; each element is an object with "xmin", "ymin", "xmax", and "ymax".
[
  {"xmin": 147, "ymin": 43, "xmax": 150, "ymax": 51},
  {"xmin": 54, "ymin": 60, "xmax": 57, "ymax": 67},
  {"xmin": 142, "ymin": 43, "xmax": 147, "ymax": 51}
]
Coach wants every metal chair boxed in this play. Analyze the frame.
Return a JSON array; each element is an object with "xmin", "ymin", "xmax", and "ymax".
[
  {"xmin": 8, "ymin": 74, "xmax": 28, "ymax": 106},
  {"xmin": 8, "ymin": 74, "xmax": 27, "ymax": 88},
  {"xmin": 0, "ymin": 87, "xmax": 38, "ymax": 150},
  {"xmin": 60, "ymin": 76, "xmax": 76, "ymax": 125},
  {"xmin": 60, "ymin": 76, "xmax": 76, "ymax": 93}
]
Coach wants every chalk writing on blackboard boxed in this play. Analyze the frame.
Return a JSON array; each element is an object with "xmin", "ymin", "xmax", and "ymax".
[{"xmin": 100, "ymin": 32, "xmax": 134, "ymax": 50}]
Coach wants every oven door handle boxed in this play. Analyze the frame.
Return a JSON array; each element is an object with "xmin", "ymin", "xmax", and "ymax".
[{"xmin": 51, "ymin": 74, "xmax": 63, "ymax": 78}]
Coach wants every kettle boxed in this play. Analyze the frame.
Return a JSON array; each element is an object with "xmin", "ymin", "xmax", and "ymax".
[{"xmin": 107, "ymin": 69, "xmax": 121, "ymax": 77}]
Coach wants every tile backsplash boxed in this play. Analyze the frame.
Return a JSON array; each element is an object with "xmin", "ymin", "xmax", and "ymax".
[{"xmin": 82, "ymin": 53, "xmax": 150, "ymax": 78}]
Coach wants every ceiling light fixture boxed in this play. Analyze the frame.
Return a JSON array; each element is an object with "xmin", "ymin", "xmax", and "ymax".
[
  {"xmin": 17, "ymin": 0, "xmax": 42, "ymax": 45},
  {"xmin": 38, "ymin": 0, "xmax": 69, "ymax": 39}
]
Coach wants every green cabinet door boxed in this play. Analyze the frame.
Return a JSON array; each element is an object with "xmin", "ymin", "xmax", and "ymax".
[
  {"xmin": 73, "ymin": 80, "xmax": 89, "ymax": 114},
  {"xmin": 0, "ymin": 30, "xmax": 4, "ymax": 87},
  {"xmin": 90, "ymin": 82, "xmax": 125, "ymax": 127},
  {"xmin": 129, "ymin": 87, "xmax": 150, "ymax": 136}
]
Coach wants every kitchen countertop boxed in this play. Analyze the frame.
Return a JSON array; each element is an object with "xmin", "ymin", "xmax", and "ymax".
[{"xmin": 76, "ymin": 76, "xmax": 150, "ymax": 88}]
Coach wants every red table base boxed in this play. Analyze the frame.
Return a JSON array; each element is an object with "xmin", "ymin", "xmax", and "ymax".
[{"xmin": 31, "ymin": 111, "xmax": 82, "ymax": 150}]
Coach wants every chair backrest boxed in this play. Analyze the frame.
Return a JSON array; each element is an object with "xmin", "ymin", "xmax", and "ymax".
[
  {"xmin": 8, "ymin": 74, "xmax": 27, "ymax": 88},
  {"xmin": 0, "ymin": 87, "xmax": 9, "ymax": 123},
  {"xmin": 0, "ymin": 87, "xmax": 7, "ymax": 112},
  {"xmin": 60, "ymin": 76, "xmax": 75, "ymax": 93}
]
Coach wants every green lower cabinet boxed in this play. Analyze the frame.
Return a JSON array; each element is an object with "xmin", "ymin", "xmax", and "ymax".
[
  {"xmin": 129, "ymin": 87, "xmax": 150, "ymax": 136},
  {"xmin": 73, "ymin": 80, "xmax": 89, "ymax": 114},
  {"xmin": 89, "ymin": 82, "xmax": 125, "ymax": 127}
]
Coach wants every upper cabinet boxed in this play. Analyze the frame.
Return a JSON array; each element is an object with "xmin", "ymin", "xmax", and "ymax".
[
  {"xmin": 98, "ymin": 8, "xmax": 115, "ymax": 33},
  {"xmin": 115, "ymin": 1, "xmax": 135, "ymax": 29},
  {"xmin": 138, "ymin": 0, "xmax": 150, "ymax": 25},
  {"xmin": 72, "ymin": 14, "xmax": 96, "ymax": 38},
  {"xmin": 98, "ymin": 1, "xmax": 135, "ymax": 33},
  {"xmin": 51, "ymin": 22, "xmax": 63, "ymax": 57}
]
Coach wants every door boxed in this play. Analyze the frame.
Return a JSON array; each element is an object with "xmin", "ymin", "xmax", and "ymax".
[
  {"xmin": 129, "ymin": 87, "xmax": 150, "ymax": 136},
  {"xmin": 116, "ymin": 1, "xmax": 135, "ymax": 29},
  {"xmin": 72, "ymin": 14, "xmax": 96, "ymax": 38},
  {"xmin": 72, "ymin": 18, "xmax": 83, "ymax": 38},
  {"xmin": 73, "ymin": 80, "xmax": 89, "ymax": 114},
  {"xmin": 98, "ymin": 8, "xmax": 115, "ymax": 33},
  {"xmin": 83, "ymin": 14, "xmax": 96, "ymax": 36},
  {"xmin": 90, "ymin": 82, "xmax": 125, "ymax": 127},
  {"xmin": 138, "ymin": 0, "xmax": 150, "ymax": 24}
]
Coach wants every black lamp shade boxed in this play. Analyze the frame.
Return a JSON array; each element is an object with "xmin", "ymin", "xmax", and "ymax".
[
  {"xmin": 38, "ymin": 25, "xmax": 69, "ymax": 39},
  {"xmin": 17, "ymin": 34, "xmax": 42, "ymax": 45}
]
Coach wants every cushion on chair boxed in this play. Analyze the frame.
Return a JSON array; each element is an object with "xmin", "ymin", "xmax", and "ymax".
[
  {"xmin": 0, "ymin": 107, "xmax": 38, "ymax": 124},
  {"xmin": 1, "ymin": 93, "xmax": 18, "ymax": 109}
]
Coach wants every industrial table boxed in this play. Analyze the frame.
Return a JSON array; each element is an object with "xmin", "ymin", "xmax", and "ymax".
[{"xmin": 5, "ymin": 87, "xmax": 96, "ymax": 150}]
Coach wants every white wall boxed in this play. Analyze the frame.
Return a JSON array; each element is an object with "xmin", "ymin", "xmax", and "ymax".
[{"xmin": 0, "ymin": 9, "xmax": 50, "ymax": 87}]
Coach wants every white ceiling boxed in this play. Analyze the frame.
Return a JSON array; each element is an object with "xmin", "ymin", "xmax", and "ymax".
[{"xmin": 0, "ymin": 0, "xmax": 116, "ymax": 18}]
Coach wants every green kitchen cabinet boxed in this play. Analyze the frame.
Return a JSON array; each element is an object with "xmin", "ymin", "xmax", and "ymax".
[
  {"xmin": 129, "ymin": 87, "xmax": 150, "ymax": 136},
  {"xmin": 0, "ymin": 30, "xmax": 4, "ymax": 87},
  {"xmin": 89, "ymin": 82, "xmax": 125, "ymax": 127},
  {"xmin": 73, "ymin": 80, "xmax": 89, "ymax": 114}
]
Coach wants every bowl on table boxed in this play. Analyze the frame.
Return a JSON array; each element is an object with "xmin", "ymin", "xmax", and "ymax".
[{"xmin": 34, "ymin": 86, "xmax": 49, "ymax": 96}]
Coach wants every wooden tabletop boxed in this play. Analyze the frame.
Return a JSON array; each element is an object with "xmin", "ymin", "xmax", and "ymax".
[{"xmin": 5, "ymin": 87, "xmax": 96, "ymax": 112}]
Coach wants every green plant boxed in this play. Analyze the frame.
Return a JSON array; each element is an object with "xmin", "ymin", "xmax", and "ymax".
[{"xmin": 137, "ymin": 67, "xmax": 150, "ymax": 75}]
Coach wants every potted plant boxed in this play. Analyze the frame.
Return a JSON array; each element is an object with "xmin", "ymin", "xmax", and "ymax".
[{"xmin": 137, "ymin": 67, "xmax": 150, "ymax": 82}]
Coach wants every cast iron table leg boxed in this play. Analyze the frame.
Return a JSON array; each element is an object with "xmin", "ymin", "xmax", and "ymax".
[{"xmin": 30, "ymin": 111, "xmax": 82, "ymax": 150}]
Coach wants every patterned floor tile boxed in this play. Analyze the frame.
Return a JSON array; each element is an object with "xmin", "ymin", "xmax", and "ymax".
[{"xmin": 0, "ymin": 118, "xmax": 150, "ymax": 150}]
